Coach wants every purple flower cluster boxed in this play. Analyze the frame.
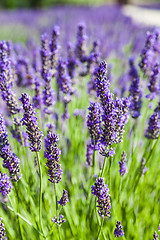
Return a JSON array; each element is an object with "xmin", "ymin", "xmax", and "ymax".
[
  {"xmin": 0, "ymin": 171, "xmax": 13, "ymax": 196},
  {"xmin": 147, "ymin": 64, "xmax": 159, "ymax": 100},
  {"xmin": 56, "ymin": 60, "xmax": 72, "ymax": 95},
  {"xmin": 129, "ymin": 67, "xmax": 142, "ymax": 118},
  {"xmin": 87, "ymin": 102, "xmax": 102, "ymax": 148},
  {"xmin": 93, "ymin": 61, "xmax": 130, "ymax": 157},
  {"xmin": 67, "ymin": 42, "xmax": 77, "ymax": 80},
  {"xmin": 139, "ymin": 29, "xmax": 160, "ymax": 76},
  {"xmin": 86, "ymin": 142, "xmax": 94, "ymax": 166},
  {"xmin": 0, "ymin": 218, "xmax": 6, "ymax": 239},
  {"xmin": 58, "ymin": 189, "xmax": 69, "ymax": 206},
  {"xmin": 40, "ymin": 33, "xmax": 51, "ymax": 80},
  {"xmin": 0, "ymin": 114, "xmax": 21, "ymax": 182},
  {"xmin": 50, "ymin": 25, "xmax": 60, "ymax": 70},
  {"xmin": 32, "ymin": 76, "xmax": 42, "ymax": 109},
  {"xmin": 119, "ymin": 151, "xmax": 127, "ymax": 176},
  {"xmin": 42, "ymin": 71, "xmax": 55, "ymax": 111},
  {"xmin": 51, "ymin": 215, "xmax": 66, "ymax": 227},
  {"xmin": 0, "ymin": 41, "xmax": 19, "ymax": 115},
  {"xmin": 75, "ymin": 23, "xmax": 87, "ymax": 63},
  {"xmin": 145, "ymin": 112, "xmax": 160, "ymax": 139},
  {"xmin": 20, "ymin": 93, "xmax": 42, "ymax": 152},
  {"xmin": 114, "ymin": 221, "xmax": 124, "ymax": 237},
  {"xmin": 44, "ymin": 131, "xmax": 62, "ymax": 184},
  {"xmin": 91, "ymin": 177, "xmax": 111, "ymax": 217},
  {"xmin": 153, "ymin": 231, "xmax": 159, "ymax": 240}
]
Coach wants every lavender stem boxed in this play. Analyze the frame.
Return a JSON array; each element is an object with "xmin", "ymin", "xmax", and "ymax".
[{"xmin": 36, "ymin": 152, "xmax": 44, "ymax": 236}]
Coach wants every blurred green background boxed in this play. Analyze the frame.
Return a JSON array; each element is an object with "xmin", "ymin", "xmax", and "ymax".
[
  {"xmin": 0, "ymin": 0, "xmax": 109, "ymax": 8},
  {"xmin": 0, "ymin": 0, "xmax": 160, "ymax": 9}
]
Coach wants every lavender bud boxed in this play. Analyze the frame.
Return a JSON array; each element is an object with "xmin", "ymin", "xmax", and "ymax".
[
  {"xmin": 0, "ymin": 218, "xmax": 6, "ymax": 239},
  {"xmin": 58, "ymin": 189, "xmax": 69, "ymax": 206},
  {"xmin": 119, "ymin": 151, "xmax": 127, "ymax": 176},
  {"xmin": 86, "ymin": 142, "xmax": 94, "ymax": 166},
  {"xmin": 0, "ymin": 171, "xmax": 13, "ymax": 196},
  {"xmin": 40, "ymin": 33, "xmax": 51, "ymax": 80},
  {"xmin": 51, "ymin": 215, "xmax": 66, "ymax": 227},
  {"xmin": 91, "ymin": 177, "xmax": 111, "ymax": 218},
  {"xmin": 145, "ymin": 112, "xmax": 160, "ymax": 139},
  {"xmin": 153, "ymin": 231, "xmax": 159, "ymax": 240},
  {"xmin": 44, "ymin": 132, "xmax": 62, "ymax": 184},
  {"xmin": 20, "ymin": 93, "xmax": 42, "ymax": 152},
  {"xmin": 114, "ymin": 221, "xmax": 124, "ymax": 237},
  {"xmin": 50, "ymin": 25, "xmax": 60, "ymax": 69},
  {"xmin": 87, "ymin": 102, "xmax": 102, "ymax": 147}
]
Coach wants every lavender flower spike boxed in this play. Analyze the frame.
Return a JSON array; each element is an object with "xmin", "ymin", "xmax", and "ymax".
[
  {"xmin": 119, "ymin": 151, "xmax": 127, "ymax": 176},
  {"xmin": 91, "ymin": 177, "xmax": 111, "ymax": 217},
  {"xmin": 51, "ymin": 215, "xmax": 66, "ymax": 227},
  {"xmin": 87, "ymin": 102, "xmax": 102, "ymax": 148},
  {"xmin": 114, "ymin": 221, "xmax": 124, "ymax": 237},
  {"xmin": 145, "ymin": 112, "xmax": 160, "ymax": 139},
  {"xmin": 58, "ymin": 189, "xmax": 69, "ymax": 206},
  {"xmin": 44, "ymin": 131, "xmax": 62, "ymax": 184},
  {"xmin": 0, "ymin": 171, "xmax": 13, "ymax": 196},
  {"xmin": 0, "ymin": 114, "xmax": 21, "ymax": 181},
  {"xmin": 20, "ymin": 93, "xmax": 42, "ymax": 152},
  {"xmin": 0, "ymin": 218, "xmax": 6, "ymax": 239}
]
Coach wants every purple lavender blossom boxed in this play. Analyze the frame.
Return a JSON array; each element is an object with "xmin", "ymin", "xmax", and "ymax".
[
  {"xmin": 153, "ymin": 231, "xmax": 159, "ymax": 240},
  {"xmin": 129, "ymin": 57, "xmax": 139, "ymax": 79},
  {"xmin": 56, "ymin": 60, "xmax": 72, "ymax": 95},
  {"xmin": 86, "ymin": 142, "xmax": 94, "ymax": 166},
  {"xmin": 0, "ymin": 114, "xmax": 21, "ymax": 181},
  {"xmin": 0, "ymin": 41, "xmax": 19, "ymax": 115},
  {"xmin": 87, "ymin": 102, "xmax": 102, "ymax": 148},
  {"xmin": 0, "ymin": 218, "xmax": 6, "ymax": 239},
  {"xmin": 114, "ymin": 221, "xmax": 124, "ymax": 237},
  {"xmin": 43, "ymin": 70, "xmax": 55, "ymax": 111},
  {"xmin": 119, "ymin": 151, "xmax": 127, "ymax": 176},
  {"xmin": 0, "ymin": 114, "xmax": 9, "ymax": 150},
  {"xmin": 146, "ymin": 64, "xmax": 159, "ymax": 100},
  {"xmin": 75, "ymin": 23, "xmax": 87, "ymax": 63},
  {"xmin": 129, "ymin": 73, "xmax": 142, "ymax": 119},
  {"xmin": 44, "ymin": 131, "xmax": 62, "ymax": 184},
  {"xmin": 32, "ymin": 76, "xmax": 42, "ymax": 109},
  {"xmin": 2, "ymin": 146, "xmax": 21, "ymax": 182},
  {"xmin": 139, "ymin": 31, "xmax": 157, "ymax": 75},
  {"xmin": 145, "ymin": 112, "xmax": 160, "ymax": 139},
  {"xmin": 40, "ymin": 33, "xmax": 51, "ymax": 80},
  {"xmin": 10, "ymin": 118, "xmax": 22, "ymax": 144},
  {"xmin": 50, "ymin": 25, "xmax": 60, "ymax": 69},
  {"xmin": 67, "ymin": 42, "xmax": 77, "ymax": 80},
  {"xmin": 91, "ymin": 177, "xmax": 111, "ymax": 217},
  {"xmin": 51, "ymin": 215, "xmax": 66, "ymax": 227},
  {"xmin": 95, "ymin": 61, "xmax": 111, "ymax": 107},
  {"xmin": 20, "ymin": 93, "xmax": 42, "ymax": 152},
  {"xmin": 0, "ymin": 171, "xmax": 13, "ymax": 196},
  {"xmin": 58, "ymin": 189, "xmax": 69, "ymax": 206}
]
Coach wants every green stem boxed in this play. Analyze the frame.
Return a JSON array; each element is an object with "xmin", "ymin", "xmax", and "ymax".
[
  {"xmin": 36, "ymin": 152, "xmax": 44, "ymax": 236},
  {"xmin": 3, "ymin": 199, "xmax": 44, "ymax": 238},
  {"xmin": 134, "ymin": 136, "xmax": 160, "ymax": 191},
  {"xmin": 96, "ymin": 218, "xmax": 104, "ymax": 240},
  {"xmin": 54, "ymin": 183, "xmax": 61, "ymax": 240},
  {"xmin": 14, "ymin": 183, "xmax": 24, "ymax": 240},
  {"xmin": 100, "ymin": 156, "xmax": 107, "ymax": 178}
]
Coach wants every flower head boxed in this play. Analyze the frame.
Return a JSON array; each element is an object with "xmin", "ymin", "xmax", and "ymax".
[
  {"xmin": 20, "ymin": 93, "xmax": 42, "ymax": 152},
  {"xmin": 114, "ymin": 221, "xmax": 124, "ymax": 237},
  {"xmin": 0, "ymin": 218, "xmax": 6, "ymax": 239},
  {"xmin": 0, "ymin": 171, "xmax": 13, "ymax": 196},
  {"xmin": 153, "ymin": 231, "xmax": 159, "ymax": 240},
  {"xmin": 51, "ymin": 215, "xmax": 66, "ymax": 227},
  {"xmin": 58, "ymin": 189, "xmax": 69, "ymax": 206},
  {"xmin": 145, "ymin": 112, "xmax": 160, "ymax": 139},
  {"xmin": 44, "ymin": 131, "xmax": 62, "ymax": 184},
  {"xmin": 119, "ymin": 151, "xmax": 127, "ymax": 176},
  {"xmin": 91, "ymin": 177, "xmax": 111, "ymax": 217}
]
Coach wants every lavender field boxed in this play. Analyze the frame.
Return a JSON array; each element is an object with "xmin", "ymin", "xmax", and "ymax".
[{"xmin": 0, "ymin": 4, "xmax": 160, "ymax": 240}]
